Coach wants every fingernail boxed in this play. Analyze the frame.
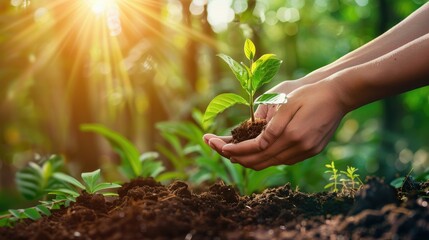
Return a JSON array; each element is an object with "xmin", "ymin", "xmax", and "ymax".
[{"xmin": 208, "ymin": 140, "xmax": 215, "ymax": 148}]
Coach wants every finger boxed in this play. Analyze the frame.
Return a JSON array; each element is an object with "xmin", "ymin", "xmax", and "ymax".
[
  {"xmin": 254, "ymin": 105, "xmax": 268, "ymax": 119},
  {"xmin": 207, "ymin": 138, "xmax": 230, "ymax": 158},
  {"xmin": 222, "ymin": 104, "xmax": 299, "ymax": 156},
  {"xmin": 222, "ymin": 137, "xmax": 261, "ymax": 156},
  {"xmin": 258, "ymin": 103, "xmax": 299, "ymax": 150},
  {"xmin": 254, "ymin": 105, "xmax": 279, "ymax": 122},
  {"xmin": 251, "ymin": 147, "xmax": 315, "ymax": 170},
  {"xmin": 231, "ymin": 140, "xmax": 298, "ymax": 168},
  {"xmin": 250, "ymin": 122, "xmax": 339, "ymax": 170},
  {"xmin": 203, "ymin": 134, "xmax": 232, "ymax": 145}
]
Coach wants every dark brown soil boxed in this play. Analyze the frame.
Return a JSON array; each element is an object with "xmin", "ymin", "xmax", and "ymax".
[
  {"xmin": 231, "ymin": 118, "xmax": 267, "ymax": 143},
  {"xmin": 1, "ymin": 177, "xmax": 428, "ymax": 240}
]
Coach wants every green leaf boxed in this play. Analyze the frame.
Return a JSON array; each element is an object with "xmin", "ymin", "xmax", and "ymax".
[
  {"xmin": 251, "ymin": 54, "xmax": 282, "ymax": 91},
  {"xmin": 0, "ymin": 217, "xmax": 10, "ymax": 227},
  {"xmin": 53, "ymin": 172, "xmax": 86, "ymax": 190},
  {"xmin": 155, "ymin": 171, "xmax": 188, "ymax": 182},
  {"xmin": 92, "ymin": 182, "xmax": 121, "ymax": 193},
  {"xmin": 390, "ymin": 177, "xmax": 405, "ymax": 188},
  {"xmin": 47, "ymin": 188, "xmax": 80, "ymax": 197},
  {"xmin": 23, "ymin": 208, "xmax": 42, "ymax": 220},
  {"xmin": 203, "ymin": 93, "xmax": 249, "ymax": 130},
  {"xmin": 244, "ymin": 39, "xmax": 256, "ymax": 60},
  {"xmin": 217, "ymin": 54, "xmax": 249, "ymax": 90},
  {"xmin": 81, "ymin": 169, "xmax": 101, "ymax": 193},
  {"xmin": 101, "ymin": 192, "xmax": 119, "ymax": 197},
  {"xmin": 324, "ymin": 183, "xmax": 334, "ymax": 189},
  {"xmin": 36, "ymin": 205, "xmax": 51, "ymax": 216},
  {"xmin": 254, "ymin": 93, "xmax": 287, "ymax": 105},
  {"xmin": 80, "ymin": 124, "xmax": 142, "ymax": 178},
  {"xmin": 9, "ymin": 209, "xmax": 23, "ymax": 218},
  {"xmin": 41, "ymin": 160, "xmax": 53, "ymax": 181}
]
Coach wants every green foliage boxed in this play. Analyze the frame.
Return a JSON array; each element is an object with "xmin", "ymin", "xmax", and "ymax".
[
  {"xmin": 390, "ymin": 169, "xmax": 429, "ymax": 189},
  {"xmin": 157, "ymin": 110, "xmax": 227, "ymax": 184},
  {"xmin": 324, "ymin": 161, "xmax": 341, "ymax": 193},
  {"xmin": 53, "ymin": 169, "xmax": 121, "ymax": 195},
  {"xmin": 157, "ymin": 109, "xmax": 287, "ymax": 195},
  {"xmin": 16, "ymin": 155, "xmax": 67, "ymax": 200},
  {"xmin": 203, "ymin": 38, "xmax": 282, "ymax": 128},
  {"xmin": 325, "ymin": 161, "xmax": 363, "ymax": 194},
  {"xmin": 80, "ymin": 124, "xmax": 166, "ymax": 180},
  {"xmin": 0, "ymin": 168, "xmax": 120, "ymax": 227},
  {"xmin": 340, "ymin": 166, "xmax": 363, "ymax": 190}
]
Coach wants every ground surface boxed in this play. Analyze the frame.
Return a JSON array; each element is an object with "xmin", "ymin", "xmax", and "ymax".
[{"xmin": 0, "ymin": 177, "xmax": 428, "ymax": 240}]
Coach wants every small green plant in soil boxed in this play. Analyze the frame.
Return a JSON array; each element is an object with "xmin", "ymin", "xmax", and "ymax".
[
  {"xmin": 324, "ymin": 161, "xmax": 363, "ymax": 194},
  {"xmin": 81, "ymin": 124, "xmax": 174, "ymax": 181},
  {"xmin": 340, "ymin": 166, "xmax": 363, "ymax": 191},
  {"xmin": 0, "ymin": 166, "xmax": 120, "ymax": 227},
  {"xmin": 324, "ymin": 161, "xmax": 341, "ymax": 193},
  {"xmin": 203, "ymin": 39, "xmax": 285, "ymax": 142}
]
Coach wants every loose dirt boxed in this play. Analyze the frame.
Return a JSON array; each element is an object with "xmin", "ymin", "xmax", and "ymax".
[{"xmin": 1, "ymin": 176, "xmax": 428, "ymax": 240}]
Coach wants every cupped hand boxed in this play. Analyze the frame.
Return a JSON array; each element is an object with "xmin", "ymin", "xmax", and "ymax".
[
  {"xmin": 203, "ymin": 80, "xmax": 303, "ymax": 159},
  {"xmin": 217, "ymin": 79, "xmax": 348, "ymax": 170}
]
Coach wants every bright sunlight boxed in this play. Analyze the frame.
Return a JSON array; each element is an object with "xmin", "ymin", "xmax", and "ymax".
[{"xmin": 86, "ymin": 0, "xmax": 117, "ymax": 15}]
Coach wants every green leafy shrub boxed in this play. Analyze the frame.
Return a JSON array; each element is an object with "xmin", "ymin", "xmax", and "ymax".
[
  {"xmin": 15, "ymin": 155, "xmax": 65, "ymax": 200},
  {"xmin": 0, "ymin": 168, "xmax": 120, "ymax": 227},
  {"xmin": 80, "ymin": 124, "xmax": 170, "ymax": 180}
]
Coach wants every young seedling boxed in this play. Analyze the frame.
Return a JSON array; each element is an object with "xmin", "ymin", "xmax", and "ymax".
[
  {"xmin": 203, "ymin": 39, "xmax": 285, "ymax": 141},
  {"xmin": 324, "ymin": 161, "xmax": 341, "ymax": 193},
  {"xmin": 52, "ymin": 169, "xmax": 121, "ymax": 196},
  {"xmin": 340, "ymin": 166, "xmax": 363, "ymax": 190},
  {"xmin": 0, "ymin": 168, "xmax": 121, "ymax": 227}
]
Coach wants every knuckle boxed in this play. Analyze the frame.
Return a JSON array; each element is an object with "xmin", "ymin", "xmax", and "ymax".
[
  {"xmin": 264, "ymin": 124, "xmax": 279, "ymax": 139},
  {"xmin": 287, "ymin": 129, "xmax": 302, "ymax": 144}
]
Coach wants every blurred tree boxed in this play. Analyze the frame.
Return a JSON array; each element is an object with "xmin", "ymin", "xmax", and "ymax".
[{"xmin": 377, "ymin": 0, "xmax": 404, "ymax": 178}]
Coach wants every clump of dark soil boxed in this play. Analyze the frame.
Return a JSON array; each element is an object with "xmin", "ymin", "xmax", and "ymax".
[
  {"xmin": 231, "ymin": 118, "xmax": 267, "ymax": 143},
  {"xmin": 0, "ymin": 177, "xmax": 428, "ymax": 240}
]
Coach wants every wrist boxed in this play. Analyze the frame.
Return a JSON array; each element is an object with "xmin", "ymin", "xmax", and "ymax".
[{"xmin": 325, "ymin": 67, "xmax": 371, "ymax": 113}]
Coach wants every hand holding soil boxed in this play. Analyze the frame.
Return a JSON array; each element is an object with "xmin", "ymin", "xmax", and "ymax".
[
  {"xmin": 205, "ymin": 80, "xmax": 348, "ymax": 170},
  {"xmin": 205, "ymin": 2, "xmax": 429, "ymax": 170}
]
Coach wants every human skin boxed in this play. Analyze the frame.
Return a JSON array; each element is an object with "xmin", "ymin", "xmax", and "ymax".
[{"xmin": 203, "ymin": 2, "xmax": 429, "ymax": 170}]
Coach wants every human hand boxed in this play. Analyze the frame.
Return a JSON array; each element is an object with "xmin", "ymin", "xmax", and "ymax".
[
  {"xmin": 208, "ymin": 79, "xmax": 348, "ymax": 170},
  {"xmin": 203, "ymin": 80, "xmax": 303, "ymax": 157}
]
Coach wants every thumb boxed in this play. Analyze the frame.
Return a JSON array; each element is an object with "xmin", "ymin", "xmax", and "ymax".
[{"xmin": 258, "ymin": 104, "xmax": 297, "ymax": 150}]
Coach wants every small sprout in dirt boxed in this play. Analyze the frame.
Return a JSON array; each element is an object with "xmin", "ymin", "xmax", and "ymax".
[
  {"xmin": 340, "ymin": 166, "xmax": 363, "ymax": 190},
  {"xmin": 53, "ymin": 169, "xmax": 121, "ymax": 196},
  {"xmin": 0, "ymin": 168, "xmax": 121, "ymax": 227},
  {"xmin": 324, "ymin": 161, "xmax": 341, "ymax": 193},
  {"xmin": 203, "ymin": 39, "xmax": 284, "ymax": 130}
]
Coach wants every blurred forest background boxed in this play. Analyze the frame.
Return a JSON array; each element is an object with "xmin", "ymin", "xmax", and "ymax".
[{"xmin": 1, "ymin": 0, "xmax": 429, "ymax": 208}]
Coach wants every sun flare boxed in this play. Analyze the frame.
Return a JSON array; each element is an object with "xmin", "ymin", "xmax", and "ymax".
[{"xmin": 86, "ymin": 0, "xmax": 116, "ymax": 14}]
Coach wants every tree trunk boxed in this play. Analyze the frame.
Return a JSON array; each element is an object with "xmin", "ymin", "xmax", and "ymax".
[{"xmin": 377, "ymin": 0, "xmax": 403, "ymax": 178}]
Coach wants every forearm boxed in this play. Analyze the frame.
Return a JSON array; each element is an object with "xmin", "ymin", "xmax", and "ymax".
[
  {"xmin": 299, "ymin": 2, "xmax": 429, "ymax": 86},
  {"xmin": 330, "ymin": 33, "xmax": 429, "ymax": 112}
]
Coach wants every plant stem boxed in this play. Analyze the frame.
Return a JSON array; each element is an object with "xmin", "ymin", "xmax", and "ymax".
[
  {"xmin": 249, "ymin": 92, "xmax": 255, "ymax": 123},
  {"xmin": 249, "ymin": 58, "xmax": 255, "ymax": 123}
]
